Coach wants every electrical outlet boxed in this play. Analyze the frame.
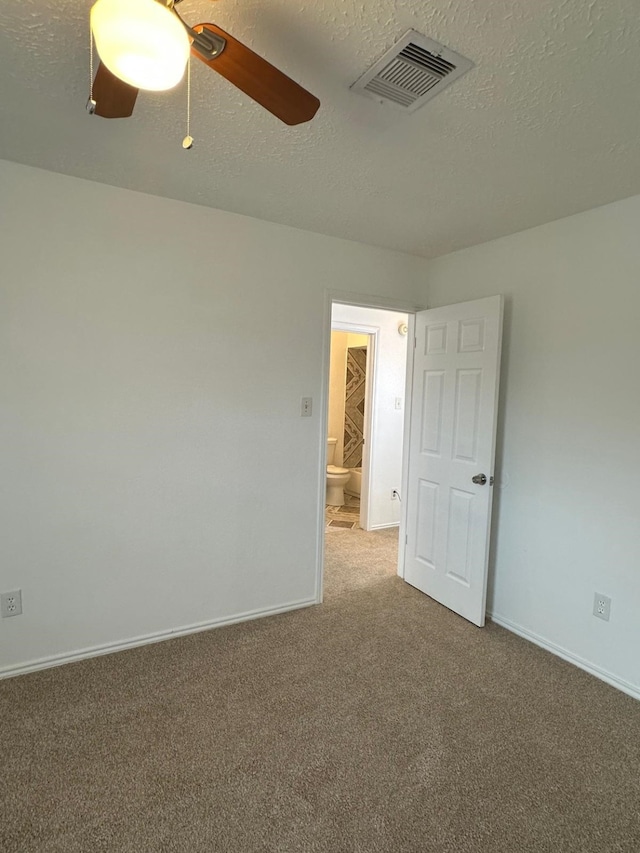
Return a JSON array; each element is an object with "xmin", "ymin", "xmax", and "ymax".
[
  {"xmin": 301, "ymin": 397, "xmax": 312, "ymax": 417},
  {"xmin": 1, "ymin": 590, "xmax": 23, "ymax": 618},
  {"xmin": 391, "ymin": 489, "xmax": 400, "ymax": 500},
  {"xmin": 593, "ymin": 593, "xmax": 611, "ymax": 622}
]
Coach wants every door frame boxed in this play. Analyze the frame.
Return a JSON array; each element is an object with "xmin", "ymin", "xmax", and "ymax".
[
  {"xmin": 316, "ymin": 290, "xmax": 424, "ymax": 604},
  {"xmin": 397, "ymin": 311, "xmax": 416, "ymax": 580}
]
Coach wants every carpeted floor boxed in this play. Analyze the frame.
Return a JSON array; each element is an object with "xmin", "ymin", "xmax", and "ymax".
[{"xmin": 1, "ymin": 526, "xmax": 639, "ymax": 852}]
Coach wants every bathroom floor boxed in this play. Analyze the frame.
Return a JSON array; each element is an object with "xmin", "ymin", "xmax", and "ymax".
[{"xmin": 325, "ymin": 494, "xmax": 360, "ymax": 529}]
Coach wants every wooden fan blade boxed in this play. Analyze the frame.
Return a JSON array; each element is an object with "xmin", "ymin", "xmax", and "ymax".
[
  {"xmin": 191, "ymin": 24, "xmax": 320, "ymax": 126},
  {"xmin": 93, "ymin": 63, "xmax": 139, "ymax": 119}
]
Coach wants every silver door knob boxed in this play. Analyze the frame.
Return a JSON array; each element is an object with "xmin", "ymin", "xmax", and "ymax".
[{"xmin": 472, "ymin": 473, "xmax": 487, "ymax": 485}]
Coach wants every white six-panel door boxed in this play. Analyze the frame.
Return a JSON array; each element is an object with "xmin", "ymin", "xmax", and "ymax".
[{"xmin": 402, "ymin": 296, "xmax": 503, "ymax": 627}]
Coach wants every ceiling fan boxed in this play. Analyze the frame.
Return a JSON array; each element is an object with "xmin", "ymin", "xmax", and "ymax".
[{"xmin": 89, "ymin": 0, "xmax": 320, "ymax": 125}]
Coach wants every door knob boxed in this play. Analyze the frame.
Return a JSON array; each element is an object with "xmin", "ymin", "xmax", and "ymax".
[{"xmin": 472, "ymin": 473, "xmax": 487, "ymax": 485}]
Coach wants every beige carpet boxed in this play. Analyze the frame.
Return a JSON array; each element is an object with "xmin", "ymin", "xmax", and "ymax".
[{"xmin": 1, "ymin": 527, "xmax": 639, "ymax": 852}]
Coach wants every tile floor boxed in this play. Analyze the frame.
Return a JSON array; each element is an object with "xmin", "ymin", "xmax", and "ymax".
[{"xmin": 325, "ymin": 494, "xmax": 360, "ymax": 529}]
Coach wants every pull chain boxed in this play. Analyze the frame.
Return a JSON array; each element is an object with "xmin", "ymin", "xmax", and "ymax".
[
  {"xmin": 182, "ymin": 57, "xmax": 194, "ymax": 149},
  {"xmin": 86, "ymin": 20, "xmax": 96, "ymax": 114}
]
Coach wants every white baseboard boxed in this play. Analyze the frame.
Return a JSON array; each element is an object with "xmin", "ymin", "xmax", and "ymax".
[
  {"xmin": 489, "ymin": 611, "xmax": 640, "ymax": 702},
  {"xmin": 368, "ymin": 522, "xmax": 400, "ymax": 531},
  {"xmin": 0, "ymin": 597, "xmax": 317, "ymax": 681}
]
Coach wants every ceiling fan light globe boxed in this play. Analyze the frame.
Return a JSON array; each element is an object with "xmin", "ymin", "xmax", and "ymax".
[{"xmin": 91, "ymin": 0, "xmax": 190, "ymax": 91}]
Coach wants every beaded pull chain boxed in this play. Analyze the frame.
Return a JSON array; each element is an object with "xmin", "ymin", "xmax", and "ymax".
[
  {"xmin": 182, "ymin": 57, "xmax": 194, "ymax": 149},
  {"xmin": 86, "ymin": 23, "xmax": 97, "ymax": 114}
]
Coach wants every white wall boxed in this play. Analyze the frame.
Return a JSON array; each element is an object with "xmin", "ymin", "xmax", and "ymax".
[
  {"xmin": 331, "ymin": 304, "xmax": 408, "ymax": 529},
  {"xmin": 0, "ymin": 160, "xmax": 425, "ymax": 676},
  {"xmin": 425, "ymin": 194, "xmax": 640, "ymax": 697},
  {"xmin": 7, "ymin": 158, "xmax": 636, "ymax": 699}
]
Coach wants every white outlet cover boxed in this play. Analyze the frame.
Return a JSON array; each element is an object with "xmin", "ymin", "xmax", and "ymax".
[
  {"xmin": 1, "ymin": 589, "xmax": 23, "ymax": 618},
  {"xmin": 592, "ymin": 592, "xmax": 611, "ymax": 622}
]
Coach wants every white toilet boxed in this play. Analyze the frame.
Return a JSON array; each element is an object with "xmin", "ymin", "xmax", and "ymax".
[{"xmin": 326, "ymin": 437, "xmax": 351, "ymax": 506}]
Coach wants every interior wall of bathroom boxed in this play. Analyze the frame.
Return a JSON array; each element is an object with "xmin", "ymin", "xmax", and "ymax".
[
  {"xmin": 327, "ymin": 332, "xmax": 349, "ymax": 465},
  {"xmin": 347, "ymin": 334, "xmax": 369, "ymax": 347},
  {"xmin": 425, "ymin": 192, "xmax": 640, "ymax": 697},
  {"xmin": 342, "ymin": 344, "xmax": 367, "ymax": 469},
  {"xmin": 331, "ymin": 304, "xmax": 408, "ymax": 529},
  {"xmin": 0, "ymin": 159, "xmax": 424, "ymax": 677},
  {"xmin": 326, "ymin": 332, "xmax": 370, "ymax": 466}
]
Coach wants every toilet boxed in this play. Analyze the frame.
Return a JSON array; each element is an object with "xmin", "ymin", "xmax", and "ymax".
[{"xmin": 326, "ymin": 437, "xmax": 351, "ymax": 506}]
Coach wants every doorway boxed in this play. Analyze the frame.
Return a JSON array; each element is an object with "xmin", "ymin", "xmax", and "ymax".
[
  {"xmin": 329, "ymin": 303, "xmax": 409, "ymax": 531},
  {"xmin": 326, "ymin": 328, "xmax": 371, "ymax": 531},
  {"xmin": 321, "ymin": 301, "xmax": 410, "ymax": 588},
  {"xmin": 318, "ymin": 292, "xmax": 503, "ymax": 630}
]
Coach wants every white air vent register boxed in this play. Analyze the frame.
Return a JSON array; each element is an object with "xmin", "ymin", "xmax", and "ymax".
[{"xmin": 351, "ymin": 30, "xmax": 474, "ymax": 111}]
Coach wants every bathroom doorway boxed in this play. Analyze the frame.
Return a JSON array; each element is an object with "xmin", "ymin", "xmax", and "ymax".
[
  {"xmin": 325, "ymin": 303, "xmax": 409, "ymax": 534},
  {"xmin": 326, "ymin": 328, "xmax": 372, "ymax": 531}
]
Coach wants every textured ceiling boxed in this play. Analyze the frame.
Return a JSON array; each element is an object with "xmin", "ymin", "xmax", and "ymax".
[{"xmin": 1, "ymin": 0, "xmax": 639, "ymax": 258}]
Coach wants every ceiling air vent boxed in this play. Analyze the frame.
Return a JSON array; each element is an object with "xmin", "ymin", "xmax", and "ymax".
[{"xmin": 351, "ymin": 30, "xmax": 474, "ymax": 112}]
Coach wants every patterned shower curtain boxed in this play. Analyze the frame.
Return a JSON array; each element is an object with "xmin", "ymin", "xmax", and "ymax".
[{"xmin": 343, "ymin": 347, "xmax": 366, "ymax": 468}]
